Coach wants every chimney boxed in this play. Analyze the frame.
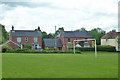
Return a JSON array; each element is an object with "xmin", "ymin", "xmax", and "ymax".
[
  {"xmin": 38, "ymin": 26, "xmax": 41, "ymax": 31},
  {"xmin": 12, "ymin": 25, "xmax": 14, "ymax": 30},
  {"xmin": 62, "ymin": 27, "xmax": 64, "ymax": 31}
]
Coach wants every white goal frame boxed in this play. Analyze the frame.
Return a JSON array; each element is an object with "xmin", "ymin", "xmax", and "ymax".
[{"xmin": 73, "ymin": 39, "xmax": 97, "ymax": 57}]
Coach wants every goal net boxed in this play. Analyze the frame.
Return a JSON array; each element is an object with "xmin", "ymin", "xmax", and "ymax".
[{"xmin": 73, "ymin": 39, "xmax": 97, "ymax": 57}]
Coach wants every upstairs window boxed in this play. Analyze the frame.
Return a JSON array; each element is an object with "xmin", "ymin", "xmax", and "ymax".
[
  {"xmin": 85, "ymin": 38, "xmax": 88, "ymax": 42},
  {"xmin": 17, "ymin": 37, "xmax": 21, "ymax": 42},
  {"xmin": 76, "ymin": 38, "xmax": 78, "ymax": 43},
  {"xmin": 34, "ymin": 37, "xmax": 38, "ymax": 42},
  {"xmin": 68, "ymin": 38, "xmax": 71, "ymax": 43},
  {"xmin": 25, "ymin": 37, "xmax": 28, "ymax": 42}
]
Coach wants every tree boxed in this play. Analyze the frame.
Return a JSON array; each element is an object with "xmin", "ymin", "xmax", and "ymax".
[
  {"xmin": 109, "ymin": 29, "xmax": 116, "ymax": 33},
  {"xmin": 47, "ymin": 33, "xmax": 55, "ymax": 38},
  {"xmin": 75, "ymin": 27, "xmax": 87, "ymax": 32},
  {"xmin": 90, "ymin": 28, "xmax": 106, "ymax": 45},
  {"xmin": 118, "ymin": 33, "xmax": 120, "ymax": 46},
  {"xmin": 0, "ymin": 24, "xmax": 9, "ymax": 44},
  {"xmin": 41, "ymin": 31, "xmax": 55, "ymax": 39},
  {"xmin": 55, "ymin": 27, "xmax": 64, "ymax": 35},
  {"xmin": 42, "ymin": 31, "xmax": 48, "ymax": 38}
]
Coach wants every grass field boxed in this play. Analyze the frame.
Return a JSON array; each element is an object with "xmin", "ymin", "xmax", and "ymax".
[{"xmin": 2, "ymin": 52, "xmax": 118, "ymax": 78}]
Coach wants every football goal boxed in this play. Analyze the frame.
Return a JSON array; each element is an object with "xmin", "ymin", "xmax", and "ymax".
[{"xmin": 73, "ymin": 39, "xmax": 97, "ymax": 57}]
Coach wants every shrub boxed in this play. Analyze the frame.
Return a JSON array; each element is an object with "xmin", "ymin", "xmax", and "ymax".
[
  {"xmin": 1, "ymin": 44, "xmax": 12, "ymax": 53},
  {"xmin": 45, "ymin": 48, "xmax": 55, "ymax": 50},
  {"xmin": 97, "ymin": 45, "xmax": 116, "ymax": 52},
  {"xmin": 68, "ymin": 45, "xmax": 116, "ymax": 52},
  {"xmin": 24, "ymin": 44, "xmax": 32, "ymax": 49},
  {"xmin": 6, "ymin": 49, "xmax": 81, "ymax": 54}
]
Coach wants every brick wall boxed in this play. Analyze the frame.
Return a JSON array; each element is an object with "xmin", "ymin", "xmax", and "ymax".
[
  {"xmin": 58, "ymin": 34, "xmax": 92, "ymax": 51},
  {"xmin": 7, "ymin": 41, "xmax": 19, "ymax": 50},
  {"xmin": 10, "ymin": 36, "xmax": 42, "ymax": 47}
]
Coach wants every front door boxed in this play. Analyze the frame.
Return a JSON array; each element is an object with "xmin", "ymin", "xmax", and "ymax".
[
  {"xmin": 33, "ymin": 43, "xmax": 39, "ymax": 50},
  {"xmin": 35, "ymin": 45, "xmax": 37, "ymax": 50}
]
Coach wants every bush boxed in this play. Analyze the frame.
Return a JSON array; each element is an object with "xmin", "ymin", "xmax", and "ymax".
[
  {"xmin": 6, "ymin": 49, "xmax": 81, "ymax": 54},
  {"xmin": 1, "ymin": 44, "xmax": 12, "ymax": 53},
  {"xmin": 45, "ymin": 48, "xmax": 55, "ymax": 50},
  {"xmin": 24, "ymin": 44, "xmax": 32, "ymax": 49},
  {"xmin": 68, "ymin": 45, "xmax": 116, "ymax": 52},
  {"xmin": 97, "ymin": 45, "xmax": 116, "ymax": 52}
]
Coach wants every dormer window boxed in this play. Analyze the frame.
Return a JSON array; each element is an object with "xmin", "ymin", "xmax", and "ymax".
[{"xmin": 25, "ymin": 37, "xmax": 28, "ymax": 42}]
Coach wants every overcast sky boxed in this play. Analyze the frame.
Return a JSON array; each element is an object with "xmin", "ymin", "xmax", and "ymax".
[{"xmin": 0, "ymin": 0, "xmax": 119, "ymax": 33}]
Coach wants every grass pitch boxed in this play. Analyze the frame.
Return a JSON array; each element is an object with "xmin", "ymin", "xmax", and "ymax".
[{"xmin": 2, "ymin": 52, "xmax": 118, "ymax": 78}]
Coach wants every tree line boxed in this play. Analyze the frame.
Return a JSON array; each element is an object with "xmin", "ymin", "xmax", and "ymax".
[
  {"xmin": 0, "ymin": 24, "xmax": 117, "ymax": 45},
  {"xmin": 0, "ymin": 24, "xmax": 9, "ymax": 44}
]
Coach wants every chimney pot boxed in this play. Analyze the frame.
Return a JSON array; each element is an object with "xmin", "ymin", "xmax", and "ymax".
[
  {"xmin": 38, "ymin": 26, "xmax": 41, "ymax": 31},
  {"xmin": 12, "ymin": 25, "xmax": 14, "ymax": 30}
]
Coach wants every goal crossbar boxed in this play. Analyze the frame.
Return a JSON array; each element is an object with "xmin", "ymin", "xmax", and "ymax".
[{"xmin": 73, "ymin": 39, "xmax": 97, "ymax": 57}]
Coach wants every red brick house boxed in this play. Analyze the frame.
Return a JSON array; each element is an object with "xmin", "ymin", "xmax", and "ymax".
[
  {"xmin": 57, "ymin": 31, "xmax": 93, "ymax": 50},
  {"xmin": 0, "ymin": 40, "xmax": 20, "ymax": 50},
  {"xmin": 9, "ymin": 26, "xmax": 42, "ymax": 49}
]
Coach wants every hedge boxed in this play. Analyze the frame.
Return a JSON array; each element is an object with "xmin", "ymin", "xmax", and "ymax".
[
  {"xmin": 24, "ymin": 44, "xmax": 32, "ymax": 49},
  {"xmin": 6, "ymin": 49, "xmax": 81, "ymax": 54},
  {"xmin": 69, "ymin": 45, "xmax": 116, "ymax": 52}
]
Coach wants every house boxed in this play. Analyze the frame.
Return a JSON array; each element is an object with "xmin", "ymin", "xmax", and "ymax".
[
  {"xmin": 0, "ymin": 40, "xmax": 20, "ymax": 50},
  {"xmin": 9, "ymin": 26, "xmax": 42, "ymax": 50},
  {"xmin": 57, "ymin": 31, "xmax": 93, "ymax": 50},
  {"xmin": 43, "ymin": 39, "xmax": 63, "ymax": 50},
  {"xmin": 101, "ymin": 32, "xmax": 120, "ymax": 51}
]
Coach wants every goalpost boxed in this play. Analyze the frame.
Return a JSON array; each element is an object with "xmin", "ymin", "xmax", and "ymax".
[{"xmin": 73, "ymin": 39, "xmax": 97, "ymax": 57}]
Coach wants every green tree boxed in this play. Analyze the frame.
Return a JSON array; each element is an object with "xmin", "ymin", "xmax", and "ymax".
[
  {"xmin": 0, "ymin": 24, "xmax": 9, "ymax": 44},
  {"xmin": 75, "ymin": 27, "xmax": 87, "ymax": 32},
  {"xmin": 90, "ymin": 28, "xmax": 106, "ymax": 45},
  {"xmin": 55, "ymin": 27, "xmax": 64, "ymax": 35},
  {"xmin": 41, "ymin": 31, "xmax": 55, "ymax": 39},
  {"xmin": 47, "ymin": 33, "xmax": 55, "ymax": 38},
  {"xmin": 42, "ymin": 31, "xmax": 48, "ymax": 38},
  {"xmin": 118, "ymin": 33, "xmax": 120, "ymax": 46},
  {"xmin": 109, "ymin": 29, "xmax": 116, "ymax": 33}
]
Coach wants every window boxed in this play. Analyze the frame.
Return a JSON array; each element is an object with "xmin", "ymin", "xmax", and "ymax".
[
  {"xmin": 85, "ymin": 38, "xmax": 88, "ymax": 42},
  {"xmin": 17, "ymin": 37, "xmax": 21, "ymax": 42},
  {"xmin": 34, "ymin": 37, "xmax": 38, "ymax": 42},
  {"xmin": 76, "ymin": 38, "xmax": 78, "ymax": 43},
  {"xmin": 106, "ymin": 39, "xmax": 108, "ymax": 42},
  {"xmin": 68, "ymin": 38, "xmax": 71, "ymax": 43},
  {"xmin": 25, "ymin": 37, "xmax": 28, "ymax": 42}
]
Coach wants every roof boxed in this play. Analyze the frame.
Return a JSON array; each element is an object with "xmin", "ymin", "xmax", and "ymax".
[
  {"xmin": 101, "ymin": 32, "xmax": 118, "ymax": 39},
  {"xmin": 59, "ymin": 31, "xmax": 92, "ymax": 38},
  {"xmin": 10, "ymin": 30, "xmax": 42, "ymax": 37},
  {"xmin": 0, "ymin": 40, "xmax": 20, "ymax": 47},
  {"xmin": 43, "ymin": 39, "xmax": 63, "ymax": 47}
]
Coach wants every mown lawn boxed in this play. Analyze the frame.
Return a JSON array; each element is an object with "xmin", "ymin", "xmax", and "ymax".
[{"xmin": 2, "ymin": 52, "xmax": 118, "ymax": 78}]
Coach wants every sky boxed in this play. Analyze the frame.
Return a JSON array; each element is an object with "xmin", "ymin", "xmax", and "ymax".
[{"xmin": 0, "ymin": 0, "xmax": 119, "ymax": 33}]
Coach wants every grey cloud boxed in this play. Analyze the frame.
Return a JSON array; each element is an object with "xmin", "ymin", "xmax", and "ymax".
[
  {"xmin": 1, "ymin": 2, "xmax": 67, "ymax": 10},
  {"xmin": 1, "ymin": 2, "xmax": 53, "ymax": 8}
]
